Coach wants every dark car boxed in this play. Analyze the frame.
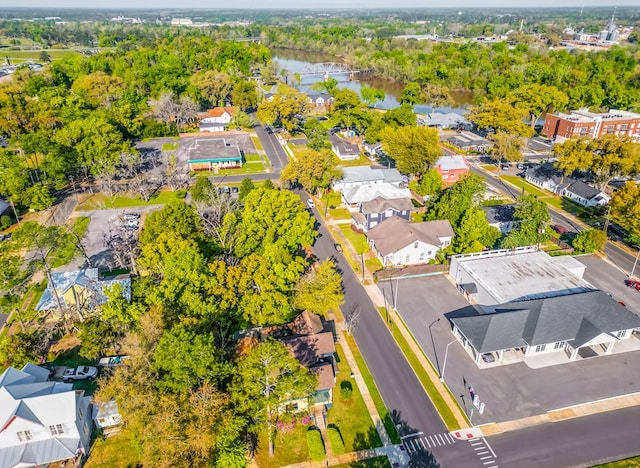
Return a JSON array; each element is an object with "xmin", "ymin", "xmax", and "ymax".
[
  {"xmin": 552, "ymin": 224, "xmax": 568, "ymax": 235},
  {"xmin": 501, "ymin": 163, "xmax": 510, "ymax": 170}
]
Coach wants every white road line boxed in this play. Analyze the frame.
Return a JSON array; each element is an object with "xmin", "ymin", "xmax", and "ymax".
[
  {"xmin": 480, "ymin": 456, "xmax": 493, "ymax": 460},
  {"xmin": 471, "ymin": 441, "xmax": 483, "ymax": 446},
  {"xmin": 474, "ymin": 447, "xmax": 486, "ymax": 451},
  {"xmin": 484, "ymin": 462, "xmax": 496, "ymax": 465},
  {"xmin": 401, "ymin": 432, "xmax": 423, "ymax": 439},
  {"xmin": 410, "ymin": 440, "xmax": 418, "ymax": 452},
  {"xmin": 417, "ymin": 438, "xmax": 425, "ymax": 450},
  {"xmin": 429, "ymin": 435, "xmax": 437, "ymax": 446},
  {"xmin": 435, "ymin": 435, "xmax": 443, "ymax": 446},
  {"xmin": 404, "ymin": 441, "xmax": 413, "ymax": 453},
  {"xmin": 477, "ymin": 451, "xmax": 489, "ymax": 455},
  {"xmin": 486, "ymin": 465, "xmax": 499, "ymax": 468},
  {"xmin": 483, "ymin": 437, "xmax": 498, "ymax": 458},
  {"xmin": 423, "ymin": 437, "xmax": 431, "ymax": 448},
  {"xmin": 437, "ymin": 434, "xmax": 446, "ymax": 444},
  {"xmin": 446, "ymin": 433, "xmax": 455, "ymax": 444}
]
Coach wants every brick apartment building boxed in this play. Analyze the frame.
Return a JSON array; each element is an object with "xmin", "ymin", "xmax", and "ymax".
[{"xmin": 543, "ymin": 108, "xmax": 640, "ymax": 142}]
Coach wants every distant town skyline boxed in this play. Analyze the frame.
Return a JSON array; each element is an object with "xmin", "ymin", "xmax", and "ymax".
[{"xmin": 1, "ymin": 0, "xmax": 638, "ymax": 9}]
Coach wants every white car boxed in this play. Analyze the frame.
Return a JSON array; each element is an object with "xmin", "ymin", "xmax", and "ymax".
[
  {"xmin": 307, "ymin": 199, "xmax": 315, "ymax": 209},
  {"xmin": 62, "ymin": 366, "xmax": 98, "ymax": 382}
]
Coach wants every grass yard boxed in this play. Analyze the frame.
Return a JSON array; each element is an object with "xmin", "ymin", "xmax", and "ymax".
[
  {"xmin": 161, "ymin": 142, "xmax": 178, "ymax": 151},
  {"xmin": 328, "ymin": 344, "xmax": 383, "ymax": 452},
  {"xmin": 2, "ymin": 49, "xmax": 82, "ymax": 63},
  {"xmin": 344, "ymin": 334, "xmax": 400, "ymax": 444},
  {"xmin": 338, "ymin": 224, "xmax": 369, "ymax": 255},
  {"xmin": 333, "ymin": 457, "xmax": 392, "ymax": 468},
  {"xmin": 49, "ymin": 216, "xmax": 91, "ymax": 268},
  {"xmin": 411, "ymin": 212, "xmax": 425, "ymax": 223},
  {"xmin": 365, "ymin": 256, "xmax": 383, "ymax": 273},
  {"xmin": 251, "ymin": 135, "xmax": 264, "ymax": 151},
  {"xmin": 338, "ymin": 155, "xmax": 371, "ymax": 167},
  {"xmin": 480, "ymin": 164, "xmax": 499, "ymax": 172},
  {"xmin": 222, "ymin": 161, "xmax": 266, "ymax": 175},
  {"xmin": 593, "ymin": 457, "xmax": 640, "ymax": 467},
  {"xmin": 86, "ymin": 429, "xmax": 141, "ymax": 468},
  {"xmin": 500, "ymin": 175, "xmax": 549, "ymax": 198},
  {"xmin": 77, "ymin": 191, "xmax": 183, "ymax": 210},
  {"xmin": 330, "ymin": 207, "xmax": 353, "ymax": 221},
  {"xmin": 331, "ymin": 226, "xmax": 362, "ymax": 277},
  {"xmin": 379, "ymin": 308, "xmax": 462, "ymax": 431},
  {"xmin": 254, "ymin": 422, "xmax": 312, "ymax": 467}
]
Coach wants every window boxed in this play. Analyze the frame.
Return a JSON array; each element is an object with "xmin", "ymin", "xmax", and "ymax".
[
  {"xmin": 554, "ymin": 341, "xmax": 565, "ymax": 350},
  {"xmin": 49, "ymin": 424, "xmax": 64, "ymax": 435},
  {"xmin": 535, "ymin": 344, "xmax": 546, "ymax": 353},
  {"xmin": 405, "ymin": 254, "xmax": 410, "ymax": 263},
  {"xmin": 17, "ymin": 430, "xmax": 32, "ymax": 442},
  {"xmin": 419, "ymin": 252, "xmax": 425, "ymax": 261},
  {"xmin": 370, "ymin": 212, "xmax": 378, "ymax": 219},
  {"xmin": 615, "ymin": 330, "xmax": 627, "ymax": 338},
  {"xmin": 414, "ymin": 242, "xmax": 418, "ymax": 249}
]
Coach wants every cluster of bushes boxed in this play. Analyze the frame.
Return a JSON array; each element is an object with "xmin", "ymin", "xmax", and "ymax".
[
  {"xmin": 306, "ymin": 427, "xmax": 326, "ymax": 461},
  {"xmin": 327, "ymin": 426, "xmax": 345, "ymax": 455}
]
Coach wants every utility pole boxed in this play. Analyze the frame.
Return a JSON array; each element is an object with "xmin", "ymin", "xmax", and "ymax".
[{"xmin": 603, "ymin": 205, "xmax": 612, "ymax": 233}]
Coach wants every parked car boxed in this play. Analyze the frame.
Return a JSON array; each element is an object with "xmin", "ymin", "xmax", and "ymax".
[
  {"xmin": 98, "ymin": 355, "xmax": 130, "ymax": 367},
  {"xmin": 307, "ymin": 199, "xmax": 315, "ymax": 209},
  {"xmin": 123, "ymin": 213, "xmax": 140, "ymax": 220},
  {"xmin": 552, "ymin": 224, "xmax": 568, "ymax": 235},
  {"xmin": 501, "ymin": 163, "xmax": 510, "ymax": 170},
  {"xmin": 624, "ymin": 279, "xmax": 640, "ymax": 291},
  {"xmin": 231, "ymin": 187, "xmax": 239, "ymax": 194},
  {"xmin": 481, "ymin": 353, "xmax": 496, "ymax": 363},
  {"xmin": 334, "ymin": 243, "xmax": 343, "ymax": 253},
  {"xmin": 62, "ymin": 366, "xmax": 98, "ymax": 382}
]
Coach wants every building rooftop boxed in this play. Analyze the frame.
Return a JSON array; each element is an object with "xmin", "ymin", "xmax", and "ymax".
[
  {"xmin": 360, "ymin": 197, "xmax": 413, "ymax": 214},
  {"xmin": 481, "ymin": 204, "xmax": 516, "ymax": 225},
  {"xmin": 336, "ymin": 166, "xmax": 403, "ymax": 185},
  {"xmin": 451, "ymin": 290, "xmax": 640, "ymax": 353},
  {"xmin": 454, "ymin": 251, "xmax": 595, "ymax": 305},
  {"xmin": 342, "ymin": 183, "xmax": 411, "ymax": 206},
  {"xmin": 367, "ymin": 216, "xmax": 454, "ymax": 256},
  {"xmin": 330, "ymin": 134, "xmax": 360, "ymax": 156},
  {"xmin": 436, "ymin": 155, "xmax": 469, "ymax": 172},
  {"xmin": 187, "ymin": 139, "xmax": 243, "ymax": 163}
]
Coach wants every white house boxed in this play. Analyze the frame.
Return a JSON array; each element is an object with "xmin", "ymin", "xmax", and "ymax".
[
  {"xmin": 330, "ymin": 134, "xmax": 360, "ymax": 160},
  {"xmin": 366, "ymin": 216, "xmax": 454, "ymax": 267},
  {"xmin": 199, "ymin": 107, "xmax": 234, "ymax": 132},
  {"xmin": 561, "ymin": 180, "xmax": 610, "ymax": 207},
  {"xmin": 0, "ymin": 363, "xmax": 93, "ymax": 467},
  {"xmin": 332, "ymin": 166, "xmax": 404, "ymax": 192},
  {"xmin": 341, "ymin": 184, "xmax": 412, "ymax": 209}
]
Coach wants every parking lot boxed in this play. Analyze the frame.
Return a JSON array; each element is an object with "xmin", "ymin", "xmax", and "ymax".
[
  {"xmin": 68, "ymin": 206, "xmax": 162, "ymax": 269},
  {"xmin": 380, "ymin": 261, "xmax": 640, "ymax": 426},
  {"xmin": 176, "ymin": 133, "xmax": 257, "ymax": 172}
]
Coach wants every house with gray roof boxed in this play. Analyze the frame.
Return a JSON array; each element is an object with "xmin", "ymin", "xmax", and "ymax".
[
  {"xmin": 480, "ymin": 204, "xmax": 516, "ymax": 234},
  {"xmin": 451, "ymin": 290, "xmax": 640, "ymax": 365},
  {"xmin": 186, "ymin": 138, "xmax": 243, "ymax": 172},
  {"xmin": 445, "ymin": 131, "xmax": 493, "ymax": 153},
  {"xmin": 366, "ymin": 216, "xmax": 454, "ymax": 267},
  {"xmin": 561, "ymin": 180, "xmax": 610, "ymax": 207},
  {"xmin": 524, "ymin": 163, "xmax": 566, "ymax": 192},
  {"xmin": 36, "ymin": 268, "xmax": 131, "ymax": 313},
  {"xmin": 0, "ymin": 364, "xmax": 93, "ymax": 467},
  {"xmin": 332, "ymin": 166, "xmax": 403, "ymax": 191},
  {"xmin": 525, "ymin": 163, "xmax": 610, "ymax": 207},
  {"xmin": 330, "ymin": 134, "xmax": 360, "ymax": 161},
  {"xmin": 353, "ymin": 197, "xmax": 413, "ymax": 231}
]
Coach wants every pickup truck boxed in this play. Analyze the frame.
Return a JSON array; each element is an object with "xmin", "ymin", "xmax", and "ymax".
[
  {"xmin": 62, "ymin": 366, "xmax": 98, "ymax": 382},
  {"xmin": 98, "ymin": 356, "xmax": 129, "ymax": 367}
]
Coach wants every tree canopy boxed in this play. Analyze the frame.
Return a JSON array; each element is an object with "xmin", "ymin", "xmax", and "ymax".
[{"xmin": 380, "ymin": 126, "xmax": 442, "ymax": 175}]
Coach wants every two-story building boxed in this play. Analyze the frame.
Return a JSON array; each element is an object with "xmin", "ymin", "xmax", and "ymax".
[
  {"xmin": 434, "ymin": 155, "xmax": 470, "ymax": 184},
  {"xmin": 0, "ymin": 364, "xmax": 93, "ymax": 467},
  {"xmin": 543, "ymin": 108, "xmax": 640, "ymax": 142},
  {"xmin": 330, "ymin": 134, "xmax": 360, "ymax": 161},
  {"xmin": 199, "ymin": 107, "xmax": 234, "ymax": 132},
  {"xmin": 352, "ymin": 197, "xmax": 413, "ymax": 231}
]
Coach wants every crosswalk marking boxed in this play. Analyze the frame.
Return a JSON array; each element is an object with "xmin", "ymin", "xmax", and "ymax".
[{"xmin": 402, "ymin": 432, "xmax": 458, "ymax": 454}]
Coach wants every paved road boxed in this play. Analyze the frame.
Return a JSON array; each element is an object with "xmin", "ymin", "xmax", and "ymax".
[
  {"xmin": 489, "ymin": 405, "xmax": 640, "ymax": 468},
  {"xmin": 301, "ymin": 190, "xmax": 486, "ymax": 467},
  {"xmin": 253, "ymin": 123, "xmax": 289, "ymax": 172},
  {"xmin": 471, "ymin": 166, "xmax": 639, "ymax": 276}
]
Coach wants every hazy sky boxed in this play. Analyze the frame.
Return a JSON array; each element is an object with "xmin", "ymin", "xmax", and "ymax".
[{"xmin": 1, "ymin": 0, "xmax": 638, "ymax": 8}]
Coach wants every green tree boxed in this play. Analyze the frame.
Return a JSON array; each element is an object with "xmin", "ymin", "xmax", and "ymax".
[
  {"xmin": 191, "ymin": 177, "xmax": 214, "ymax": 203},
  {"xmin": 231, "ymin": 188, "xmax": 317, "ymax": 258},
  {"xmin": 280, "ymin": 148, "xmax": 341, "ymax": 194},
  {"xmin": 468, "ymin": 98, "xmax": 533, "ymax": 137},
  {"xmin": 360, "ymin": 86, "xmax": 385, "ymax": 107},
  {"xmin": 400, "ymin": 82, "xmax": 421, "ymax": 105},
  {"xmin": 257, "ymin": 93, "xmax": 308, "ymax": 132},
  {"xmin": 452, "ymin": 207, "xmax": 500, "ymax": 253},
  {"xmin": 238, "ymin": 178, "xmax": 255, "ymax": 201},
  {"xmin": 427, "ymin": 173, "xmax": 486, "ymax": 227},
  {"xmin": 152, "ymin": 325, "xmax": 232, "ymax": 393},
  {"xmin": 572, "ymin": 229, "xmax": 607, "ymax": 254},
  {"xmin": 232, "ymin": 339, "xmax": 317, "ymax": 458},
  {"xmin": 294, "ymin": 259, "xmax": 344, "ymax": 314},
  {"xmin": 0, "ymin": 330, "xmax": 45, "ymax": 370},
  {"xmin": 609, "ymin": 181, "xmax": 640, "ymax": 243},
  {"xmin": 491, "ymin": 131, "xmax": 526, "ymax": 164},
  {"xmin": 554, "ymin": 138, "xmax": 592, "ymax": 177},
  {"xmin": 380, "ymin": 126, "xmax": 442, "ymax": 175},
  {"xmin": 190, "ymin": 71, "xmax": 232, "ymax": 106},
  {"xmin": 0, "ymin": 149, "xmax": 30, "ymax": 205},
  {"xmin": 588, "ymin": 134, "xmax": 640, "ymax": 190},
  {"xmin": 409, "ymin": 169, "xmax": 442, "ymax": 197},
  {"xmin": 501, "ymin": 194, "xmax": 550, "ymax": 248},
  {"xmin": 139, "ymin": 201, "xmax": 202, "ymax": 248},
  {"xmin": 382, "ymin": 104, "xmax": 417, "ymax": 128},
  {"xmin": 303, "ymin": 119, "xmax": 330, "ymax": 150},
  {"xmin": 510, "ymin": 84, "xmax": 569, "ymax": 129}
]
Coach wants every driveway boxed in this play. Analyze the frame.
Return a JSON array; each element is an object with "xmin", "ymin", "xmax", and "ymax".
[{"xmin": 380, "ymin": 272, "xmax": 640, "ymax": 426}]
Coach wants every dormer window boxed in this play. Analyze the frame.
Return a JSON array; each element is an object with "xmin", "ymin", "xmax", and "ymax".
[
  {"xmin": 17, "ymin": 430, "xmax": 32, "ymax": 442},
  {"xmin": 49, "ymin": 424, "xmax": 64, "ymax": 435},
  {"xmin": 414, "ymin": 241, "xmax": 418, "ymax": 249}
]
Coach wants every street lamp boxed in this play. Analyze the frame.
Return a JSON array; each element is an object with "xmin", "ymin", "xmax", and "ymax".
[
  {"xmin": 393, "ymin": 274, "xmax": 411, "ymax": 310},
  {"xmin": 428, "ymin": 318, "xmax": 441, "ymax": 375},
  {"xmin": 440, "ymin": 339, "xmax": 458, "ymax": 382},
  {"xmin": 630, "ymin": 246, "xmax": 640, "ymax": 279}
]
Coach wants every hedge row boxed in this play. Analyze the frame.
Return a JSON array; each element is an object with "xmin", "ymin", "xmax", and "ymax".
[{"xmin": 306, "ymin": 428, "xmax": 326, "ymax": 461}]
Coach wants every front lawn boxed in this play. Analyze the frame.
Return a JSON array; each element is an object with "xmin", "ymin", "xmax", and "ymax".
[
  {"xmin": 593, "ymin": 456, "xmax": 640, "ymax": 467},
  {"xmin": 254, "ymin": 421, "xmax": 312, "ymax": 467},
  {"xmin": 161, "ymin": 142, "xmax": 178, "ymax": 151},
  {"xmin": 338, "ymin": 155, "xmax": 371, "ymax": 167},
  {"xmin": 327, "ymin": 344, "xmax": 383, "ymax": 452},
  {"xmin": 86, "ymin": 429, "xmax": 141, "ymax": 468},
  {"xmin": 500, "ymin": 175, "xmax": 549, "ymax": 198},
  {"xmin": 77, "ymin": 191, "xmax": 184, "ymax": 210},
  {"xmin": 330, "ymin": 207, "xmax": 353, "ymax": 221},
  {"xmin": 251, "ymin": 135, "xmax": 264, "ymax": 151},
  {"xmin": 338, "ymin": 224, "xmax": 369, "ymax": 254},
  {"xmin": 334, "ymin": 457, "xmax": 392, "ymax": 468}
]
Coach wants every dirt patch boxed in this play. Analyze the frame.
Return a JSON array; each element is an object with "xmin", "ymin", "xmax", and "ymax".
[{"xmin": 49, "ymin": 335, "xmax": 81, "ymax": 355}]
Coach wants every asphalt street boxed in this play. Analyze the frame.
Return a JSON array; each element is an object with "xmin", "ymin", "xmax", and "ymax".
[
  {"xmin": 301, "ymin": 191, "xmax": 488, "ymax": 467},
  {"xmin": 253, "ymin": 123, "xmax": 289, "ymax": 171},
  {"xmin": 488, "ymin": 405, "xmax": 640, "ymax": 468}
]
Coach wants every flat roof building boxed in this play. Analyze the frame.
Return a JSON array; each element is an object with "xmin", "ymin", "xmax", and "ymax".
[
  {"xmin": 543, "ymin": 108, "xmax": 640, "ymax": 142},
  {"xmin": 186, "ymin": 138, "xmax": 243, "ymax": 172}
]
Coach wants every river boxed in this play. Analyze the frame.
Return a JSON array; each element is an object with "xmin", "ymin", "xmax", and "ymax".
[{"xmin": 271, "ymin": 47, "xmax": 474, "ymax": 116}]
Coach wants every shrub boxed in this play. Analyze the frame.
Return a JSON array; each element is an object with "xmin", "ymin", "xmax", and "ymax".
[
  {"xmin": 0, "ymin": 215, "xmax": 12, "ymax": 229},
  {"xmin": 175, "ymin": 190, "xmax": 187, "ymax": 199},
  {"xmin": 327, "ymin": 426, "xmax": 345, "ymax": 454},
  {"xmin": 306, "ymin": 428, "xmax": 325, "ymax": 462},
  {"xmin": 339, "ymin": 380, "xmax": 353, "ymax": 401},
  {"xmin": 572, "ymin": 229, "xmax": 607, "ymax": 254}
]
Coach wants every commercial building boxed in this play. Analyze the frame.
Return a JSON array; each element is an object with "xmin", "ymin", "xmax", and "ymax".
[
  {"xmin": 543, "ymin": 108, "xmax": 640, "ymax": 142},
  {"xmin": 186, "ymin": 139, "xmax": 243, "ymax": 171}
]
